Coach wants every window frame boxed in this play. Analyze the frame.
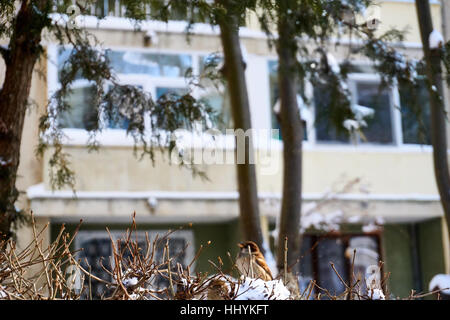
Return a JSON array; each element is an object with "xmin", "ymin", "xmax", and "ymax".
[
  {"xmin": 74, "ymin": 228, "xmax": 195, "ymax": 298},
  {"xmin": 300, "ymin": 231, "xmax": 385, "ymax": 298},
  {"xmin": 266, "ymin": 58, "xmax": 316, "ymax": 147},
  {"xmin": 48, "ymin": 45, "xmax": 233, "ymax": 147},
  {"xmin": 347, "ymin": 72, "xmax": 401, "ymax": 146},
  {"xmin": 267, "ymin": 57, "xmax": 433, "ymax": 152}
]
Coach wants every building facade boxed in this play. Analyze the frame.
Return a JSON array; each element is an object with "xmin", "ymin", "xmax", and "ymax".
[{"xmin": 1, "ymin": 0, "xmax": 449, "ymax": 298}]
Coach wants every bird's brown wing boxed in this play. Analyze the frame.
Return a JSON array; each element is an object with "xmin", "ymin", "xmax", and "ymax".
[{"xmin": 254, "ymin": 253, "xmax": 273, "ymax": 281}]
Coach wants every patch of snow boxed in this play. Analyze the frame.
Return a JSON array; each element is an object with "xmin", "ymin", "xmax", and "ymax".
[
  {"xmin": 235, "ymin": 277, "xmax": 290, "ymax": 300},
  {"xmin": 0, "ymin": 158, "xmax": 11, "ymax": 166},
  {"xmin": 343, "ymin": 119, "xmax": 361, "ymax": 131},
  {"xmin": 123, "ymin": 277, "xmax": 138, "ymax": 287},
  {"xmin": 429, "ymin": 274, "xmax": 450, "ymax": 295},
  {"xmin": 129, "ymin": 293, "xmax": 140, "ymax": 300},
  {"xmin": 240, "ymin": 41, "xmax": 249, "ymax": 66},
  {"xmin": 343, "ymin": 104, "xmax": 374, "ymax": 133},
  {"xmin": 429, "ymin": 29, "xmax": 444, "ymax": 49},
  {"xmin": 144, "ymin": 29, "xmax": 159, "ymax": 45},
  {"xmin": 347, "ymin": 215, "xmax": 361, "ymax": 223},
  {"xmin": 375, "ymin": 216, "xmax": 385, "ymax": 225},
  {"xmin": 301, "ymin": 210, "xmax": 343, "ymax": 232},
  {"xmin": 362, "ymin": 223, "xmax": 380, "ymax": 233},
  {"xmin": 368, "ymin": 288, "xmax": 385, "ymax": 300},
  {"xmin": 0, "ymin": 286, "xmax": 6, "ymax": 299},
  {"xmin": 352, "ymin": 104, "xmax": 375, "ymax": 122},
  {"xmin": 326, "ymin": 53, "xmax": 340, "ymax": 74},
  {"xmin": 273, "ymin": 95, "xmax": 311, "ymax": 123}
]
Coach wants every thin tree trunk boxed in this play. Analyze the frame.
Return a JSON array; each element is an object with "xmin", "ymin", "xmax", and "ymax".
[
  {"xmin": 416, "ymin": 0, "xmax": 450, "ymax": 232},
  {"xmin": 275, "ymin": 0, "xmax": 303, "ymax": 295},
  {"xmin": 216, "ymin": 1, "xmax": 264, "ymax": 250},
  {"xmin": 416, "ymin": 0, "xmax": 450, "ymax": 238},
  {"xmin": 0, "ymin": 1, "xmax": 45, "ymax": 240}
]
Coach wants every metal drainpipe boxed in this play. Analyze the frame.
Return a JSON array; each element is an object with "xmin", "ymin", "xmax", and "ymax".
[{"xmin": 409, "ymin": 223, "xmax": 423, "ymax": 294}]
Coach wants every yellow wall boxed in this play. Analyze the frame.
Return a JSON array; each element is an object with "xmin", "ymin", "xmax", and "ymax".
[
  {"xmin": 41, "ymin": 145, "xmax": 438, "ymax": 197},
  {"xmin": 377, "ymin": 1, "xmax": 442, "ymax": 43},
  {"xmin": 13, "ymin": 0, "xmax": 447, "ymax": 220}
]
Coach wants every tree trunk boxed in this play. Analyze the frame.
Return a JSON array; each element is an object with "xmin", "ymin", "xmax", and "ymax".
[
  {"xmin": 216, "ymin": 1, "xmax": 264, "ymax": 250},
  {"xmin": 415, "ymin": 0, "xmax": 450, "ymax": 238},
  {"xmin": 0, "ymin": 1, "xmax": 45, "ymax": 240},
  {"xmin": 275, "ymin": 0, "xmax": 303, "ymax": 295}
]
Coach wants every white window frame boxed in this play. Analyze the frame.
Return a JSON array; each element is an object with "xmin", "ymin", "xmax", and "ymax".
[
  {"xmin": 304, "ymin": 61, "xmax": 433, "ymax": 152},
  {"xmin": 266, "ymin": 58, "xmax": 315, "ymax": 147},
  {"xmin": 75, "ymin": 229, "xmax": 195, "ymax": 266},
  {"xmin": 74, "ymin": 228, "xmax": 196, "ymax": 287},
  {"xmin": 347, "ymin": 72, "xmax": 401, "ymax": 146},
  {"xmin": 47, "ymin": 45, "xmax": 231, "ymax": 147}
]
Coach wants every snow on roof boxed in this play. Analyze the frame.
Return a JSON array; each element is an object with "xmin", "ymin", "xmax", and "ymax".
[
  {"xmin": 429, "ymin": 274, "xmax": 450, "ymax": 295},
  {"xmin": 234, "ymin": 277, "xmax": 290, "ymax": 300},
  {"xmin": 429, "ymin": 29, "xmax": 444, "ymax": 49}
]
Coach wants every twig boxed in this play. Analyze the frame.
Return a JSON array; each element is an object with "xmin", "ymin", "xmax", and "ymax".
[{"xmin": 283, "ymin": 237, "xmax": 288, "ymax": 285}]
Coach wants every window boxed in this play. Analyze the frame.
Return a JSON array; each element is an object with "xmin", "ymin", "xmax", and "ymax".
[
  {"xmin": 75, "ymin": 0, "xmax": 213, "ymax": 21},
  {"xmin": 106, "ymin": 51, "xmax": 192, "ymax": 78},
  {"xmin": 314, "ymin": 84, "xmax": 350, "ymax": 143},
  {"xmin": 268, "ymin": 60, "xmax": 310, "ymax": 141},
  {"xmin": 399, "ymin": 80, "xmax": 431, "ymax": 145},
  {"xmin": 353, "ymin": 81, "xmax": 393, "ymax": 144},
  {"xmin": 58, "ymin": 83, "xmax": 98, "ymax": 130},
  {"xmin": 75, "ymin": 229, "xmax": 194, "ymax": 299},
  {"xmin": 299, "ymin": 234, "xmax": 381, "ymax": 298},
  {"xmin": 313, "ymin": 64, "xmax": 432, "ymax": 147},
  {"xmin": 198, "ymin": 55, "xmax": 232, "ymax": 132},
  {"xmin": 315, "ymin": 75, "xmax": 395, "ymax": 145},
  {"xmin": 55, "ymin": 48, "xmax": 191, "ymax": 132},
  {"xmin": 104, "ymin": 83, "xmax": 144, "ymax": 130}
]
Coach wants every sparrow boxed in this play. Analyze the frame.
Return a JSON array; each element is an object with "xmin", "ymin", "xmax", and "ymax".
[{"xmin": 235, "ymin": 241, "xmax": 273, "ymax": 281}]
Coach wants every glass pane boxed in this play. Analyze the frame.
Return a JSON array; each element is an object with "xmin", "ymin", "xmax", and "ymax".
[
  {"xmin": 151, "ymin": 237, "xmax": 189, "ymax": 291},
  {"xmin": 78, "ymin": 236, "xmax": 113, "ymax": 300},
  {"xmin": 156, "ymin": 87, "xmax": 188, "ymax": 99},
  {"xmin": 57, "ymin": 48, "xmax": 83, "ymax": 81},
  {"xmin": 298, "ymin": 236, "xmax": 315, "ymax": 297},
  {"xmin": 105, "ymin": 85, "xmax": 143, "ymax": 130},
  {"xmin": 107, "ymin": 51, "xmax": 192, "ymax": 77},
  {"xmin": 201, "ymin": 91, "xmax": 232, "ymax": 131},
  {"xmin": 314, "ymin": 85, "xmax": 350, "ymax": 143},
  {"xmin": 268, "ymin": 60, "xmax": 308, "ymax": 141},
  {"xmin": 76, "ymin": 230, "xmax": 193, "ymax": 299},
  {"xmin": 400, "ymin": 81, "xmax": 431, "ymax": 145},
  {"xmin": 198, "ymin": 55, "xmax": 232, "ymax": 131},
  {"xmin": 107, "ymin": 111, "xmax": 130, "ymax": 130},
  {"xmin": 316, "ymin": 238, "xmax": 348, "ymax": 296},
  {"xmin": 58, "ymin": 86, "xmax": 98, "ymax": 130},
  {"xmin": 356, "ymin": 82, "xmax": 393, "ymax": 144},
  {"xmin": 199, "ymin": 54, "xmax": 223, "ymax": 74}
]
